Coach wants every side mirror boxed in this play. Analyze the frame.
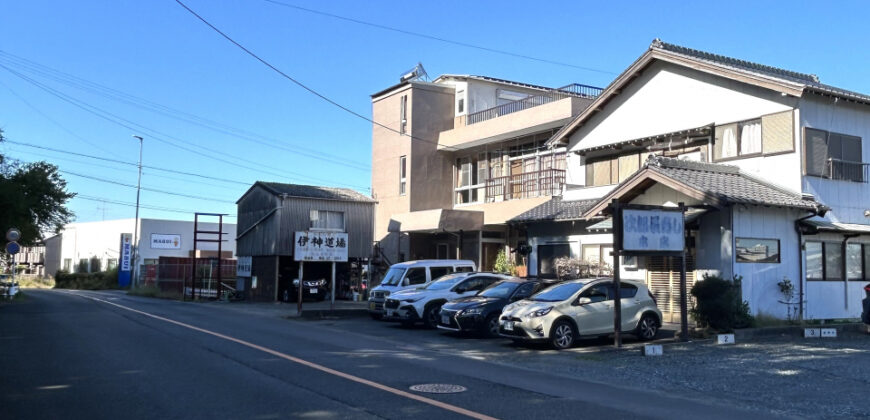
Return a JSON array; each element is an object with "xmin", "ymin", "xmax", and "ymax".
[{"xmin": 575, "ymin": 297, "xmax": 592, "ymax": 306}]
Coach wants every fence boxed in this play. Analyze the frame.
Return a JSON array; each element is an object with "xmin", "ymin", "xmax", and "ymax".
[{"xmin": 139, "ymin": 261, "xmax": 237, "ymax": 299}]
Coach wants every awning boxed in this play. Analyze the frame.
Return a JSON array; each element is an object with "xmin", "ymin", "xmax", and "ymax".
[
  {"xmin": 389, "ymin": 209, "xmax": 484, "ymax": 233},
  {"xmin": 587, "ymin": 208, "xmax": 709, "ymax": 232},
  {"xmin": 801, "ymin": 220, "xmax": 870, "ymax": 234}
]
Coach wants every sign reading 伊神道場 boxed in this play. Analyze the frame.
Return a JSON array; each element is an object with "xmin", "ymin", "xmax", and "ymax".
[
  {"xmin": 151, "ymin": 233, "xmax": 181, "ymax": 249},
  {"xmin": 294, "ymin": 231, "xmax": 348, "ymax": 262},
  {"xmin": 621, "ymin": 208, "xmax": 685, "ymax": 253}
]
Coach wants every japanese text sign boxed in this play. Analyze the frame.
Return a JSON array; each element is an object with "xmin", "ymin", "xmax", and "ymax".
[
  {"xmin": 621, "ymin": 208, "xmax": 684, "ymax": 253},
  {"xmin": 294, "ymin": 231, "xmax": 348, "ymax": 262}
]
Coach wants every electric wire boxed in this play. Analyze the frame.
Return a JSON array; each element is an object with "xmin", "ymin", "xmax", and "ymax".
[
  {"xmin": 0, "ymin": 65, "xmax": 371, "ymax": 190},
  {"xmin": 173, "ymin": 0, "xmax": 460, "ymax": 152},
  {"xmin": 0, "ymin": 50, "xmax": 370, "ymax": 171},
  {"xmin": 75, "ymin": 194, "xmax": 236, "ymax": 217},
  {"xmin": 58, "ymin": 169, "xmax": 239, "ymax": 204},
  {"xmin": 262, "ymin": 0, "xmax": 617, "ymax": 75}
]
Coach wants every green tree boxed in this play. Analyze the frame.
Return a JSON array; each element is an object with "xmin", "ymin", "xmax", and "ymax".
[{"xmin": 0, "ymin": 131, "xmax": 75, "ymax": 245}]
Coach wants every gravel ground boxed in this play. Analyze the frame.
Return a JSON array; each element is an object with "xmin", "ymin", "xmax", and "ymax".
[{"xmin": 478, "ymin": 333, "xmax": 870, "ymax": 419}]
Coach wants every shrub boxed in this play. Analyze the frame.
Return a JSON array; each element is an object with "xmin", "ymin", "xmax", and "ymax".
[
  {"xmin": 493, "ymin": 249, "xmax": 515, "ymax": 275},
  {"xmin": 690, "ymin": 274, "xmax": 754, "ymax": 332},
  {"xmin": 54, "ymin": 267, "xmax": 119, "ymax": 290}
]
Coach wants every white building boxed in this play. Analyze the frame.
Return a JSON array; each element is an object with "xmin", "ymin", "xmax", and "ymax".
[
  {"xmin": 511, "ymin": 39, "xmax": 870, "ymax": 321},
  {"xmin": 44, "ymin": 218, "xmax": 237, "ymax": 278}
]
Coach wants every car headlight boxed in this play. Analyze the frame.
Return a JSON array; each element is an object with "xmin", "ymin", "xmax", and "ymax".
[
  {"xmin": 461, "ymin": 307, "xmax": 484, "ymax": 316},
  {"xmin": 525, "ymin": 307, "xmax": 553, "ymax": 318}
]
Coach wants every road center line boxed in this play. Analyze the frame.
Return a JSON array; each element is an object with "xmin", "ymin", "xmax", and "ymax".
[{"xmin": 67, "ymin": 291, "xmax": 498, "ymax": 420}]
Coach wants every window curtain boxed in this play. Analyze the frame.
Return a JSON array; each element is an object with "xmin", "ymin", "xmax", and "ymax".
[
  {"xmin": 722, "ymin": 126, "xmax": 738, "ymax": 158},
  {"xmin": 740, "ymin": 122, "xmax": 762, "ymax": 155}
]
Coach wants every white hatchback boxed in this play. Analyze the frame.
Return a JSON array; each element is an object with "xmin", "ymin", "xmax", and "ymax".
[{"xmin": 499, "ymin": 278, "xmax": 662, "ymax": 349}]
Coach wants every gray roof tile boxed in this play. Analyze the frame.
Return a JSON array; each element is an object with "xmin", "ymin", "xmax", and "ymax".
[
  {"xmin": 509, "ymin": 197, "xmax": 599, "ymax": 223},
  {"xmin": 256, "ymin": 181, "xmax": 375, "ymax": 203}
]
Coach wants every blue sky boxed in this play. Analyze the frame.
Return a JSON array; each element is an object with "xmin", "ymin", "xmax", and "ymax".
[{"xmin": 1, "ymin": 0, "xmax": 869, "ymax": 227}]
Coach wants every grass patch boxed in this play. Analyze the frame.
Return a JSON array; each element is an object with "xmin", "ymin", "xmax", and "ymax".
[
  {"xmin": 127, "ymin": 285, "xmax": 181, "ymax": 300},
  {"xmin": 17, "ymin": 276, "xmax": 55, "ymax": 289}
]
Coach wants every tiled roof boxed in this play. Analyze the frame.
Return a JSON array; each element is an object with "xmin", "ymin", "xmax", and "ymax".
[
  {"xmin": 509, "ymin": 197, "xmax": 599, "ymax": 223},
  {"xmin": 651, "ymin": 39, "xmax": 870, "ymax": 103},
  {"xmin": 256, "ymin": 182, "xmax": 375, "ymax": 203},
  {"xmin": 645, "ymin": 156, "xmax": 822, "ymax": 211}
]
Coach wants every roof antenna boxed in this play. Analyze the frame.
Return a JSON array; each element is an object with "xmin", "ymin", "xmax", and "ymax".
[{"xmin": 399, "ymin": 62, "xmax": 429, "ymax": 83}]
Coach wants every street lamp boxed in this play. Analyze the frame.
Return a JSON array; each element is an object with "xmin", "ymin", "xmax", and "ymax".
[{"xmin": 132, "ymin": 135, "xmax": 143, "ymax": 287}]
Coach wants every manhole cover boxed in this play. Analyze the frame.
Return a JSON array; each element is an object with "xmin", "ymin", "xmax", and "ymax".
[{"xmin": 409, "ymin": 383, "xmax": 467, "ymax": 394}]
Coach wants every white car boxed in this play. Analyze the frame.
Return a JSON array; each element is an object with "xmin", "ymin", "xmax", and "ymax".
[
  {"xmin": 1, "ymin": 281, "xmax": 19, "ymax": 298},
  {"xmin": 368, "ymin": 260, "xmax": 476, "ymax": 319},
  {"xmin": 499, "ymin": 278, "xmax": 662, "ymax": 349},
  {"xmin": 383, "ymin": 272, "xmax": 508, "ymax": 328}
]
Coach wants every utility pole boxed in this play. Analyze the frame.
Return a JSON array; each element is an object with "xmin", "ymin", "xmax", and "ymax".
[{"xmin": 132, "ymin": 135, "xmax": 144, "ymax": 288}]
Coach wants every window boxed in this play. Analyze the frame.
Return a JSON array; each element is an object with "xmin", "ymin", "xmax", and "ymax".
[
  {"xmin": 399, "ymin": 94, "xmax": 408, "ymax": 134},
  {"xmin": 585, "ymin": 155, "xmax": 628, "ymax": 187},
  {"xmin": 309, "ymin": 210, "xmax": 345, "ymax": 231},
  {"xmin": 399, "ymin": 155, "xmax": 407, "ymax": 195},
  {"xmin": 457, "ymin": 90, "xmax": 465, "ymax": 114},
  {"xmin": 805, "ymin": 241, "xmax": 867, "ymax": 281},
  {"xmin": 579, "ymin": 284, "xmax": 610, "ymax": 303},
  {"xmin": 512, "ymin": 283, "xmax": 537, "ymax": 300},
  {"xmin": 736, "ymin": 238, "xmax": 781, "ymax": 263},
  {"xmin": 107, "ymin": 259, "xmax": 118, "ymax": 270},
  {"xmin": 714, "ymin": 119, "xmax": 762, "ymax": 160},
  {"xmin": 497, "ymin": 89, "xmax": 530, "ymax": 105},
  {"xmin": 429, "ymin": 266, "xmax": 452, "ymax": 281},
  {"xmin": 405, "ymin": 267, "xmax": 427, "ymax": 285},
  {"xmin": 617, "ymin": 283, "xmax": 638, "ymax": 298},
  {"xmin": 806, "ymin": 242, "xmax": 823, "ymax": 280},
  {"xmin": 63, "ymin": 258, "xmax": 71, "ymax": 272},
  {"xmin": 847, "ymin": 243, "xmax": 863, "ymax": 281},
  {"xmin": 455, "ymin": 265, "xmax": 474, "ymax": 272},
  {"xmin": 804, "ymin": 127, "xmax": 864, "ymax": 181},
  {"xmin": 477, "ymin": 152, "xmax": 488, "ymax": 184}
]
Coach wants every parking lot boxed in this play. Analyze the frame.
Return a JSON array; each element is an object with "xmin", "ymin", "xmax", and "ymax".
[{"xmin": 302, "ymin": 316, "xmax": 870, "ymax": 419}]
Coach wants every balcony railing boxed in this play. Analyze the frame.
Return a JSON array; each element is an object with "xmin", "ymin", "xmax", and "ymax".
[
  {"xmin": 485, "ymin": 168, "xmax": 565, "ymax": 202},
  {"xmin": 827, "ymin": 158, "xmax": 869, "ymax": 183},
  {"xmin": 467, "ymin": 84, "xmax": 602, "ymax": 125}
]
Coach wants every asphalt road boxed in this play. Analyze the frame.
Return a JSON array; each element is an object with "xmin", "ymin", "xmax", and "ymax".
[{"xmin": 0, "ymin": 290, "xmax": 777, "ymax": 419}]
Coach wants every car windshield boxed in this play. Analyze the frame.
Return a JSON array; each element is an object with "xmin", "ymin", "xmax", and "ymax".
[
  {"xmin": 530, "ymin": 282, "xmax": 586, "ymax": 302},
  {"xmin": 478, "ymin": 281, "xmax": 519, "ymax": 298},
  {"xmin": 423, "ymin": 273, "xmax": 466, "ymax": 290},
  {"xmin": 381, "ymin": 267, "xmax": 406, "ymax": 286}
]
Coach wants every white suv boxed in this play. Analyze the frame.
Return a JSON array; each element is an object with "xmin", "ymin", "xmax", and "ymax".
[
  {"xmin": 368, "ymin": 260, "xmax": 475, "ymax": 319},
  {"xmin": 499, "ymin": 278, "xmax": 662, "ymax": 349},
  {"xmin": 384, "ymin": 272, "xmax": 508, "ymax": 328}
]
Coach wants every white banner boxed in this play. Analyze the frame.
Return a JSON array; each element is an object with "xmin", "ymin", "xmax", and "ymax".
[
  {"xmin": 237, "ymin": 256, "xmax": 252, "ymax": 277},
  {"xmin": 151, "ymin": 233, "xmax": 181, "ymax": 249},
  {"xmin": 294, "ymin": 231, "xmax": 348, "ymax": 262},
  {"xmin": 622, "ymin": 209, "xmax": 684, "ymax": 252},
  {"xmin": 120, "ymin": 233, "xmax": 133, "ymax": 272}
]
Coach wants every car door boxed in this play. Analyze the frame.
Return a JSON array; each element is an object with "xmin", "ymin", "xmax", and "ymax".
[
  {"xmin": 614, "ymin": 283, "xmax": 641, "ymax": 331},
  {"xmin": 403, "ymin": 267, "xmax": 427, "ymax": 289},
  {"xmin": 571, "ymin": 283, "xmax": 613, "ymax": 335}
]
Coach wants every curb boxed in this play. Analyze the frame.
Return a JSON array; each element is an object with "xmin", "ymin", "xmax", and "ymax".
[{"xmin": 295, "ymin": 309, "xmax": 371, "ymax": 320}]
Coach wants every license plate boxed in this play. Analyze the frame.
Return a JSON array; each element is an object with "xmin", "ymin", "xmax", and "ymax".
[
  {"xmin": 441, "ymin": 314, "xmax": 450, "ymax": 325},
  {"xmin": 503, "ymin": 321, "xmax": 514, "ymax": 331},
  {"xmin": 386, "ymin": 310, "xmax": 394, "ymax": 317},
  {"xmin": 369, "ymin": 302, "xmax": 375, "ymax": 310},
  {"xmin": 310, "ymin": 288, "xmax": 317, "ymax": 294}
]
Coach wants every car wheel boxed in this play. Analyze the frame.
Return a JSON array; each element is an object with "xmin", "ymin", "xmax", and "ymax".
[
  {"xmin": 481, "ymin": 313, "xmax": 500, "ymax": 338},
  {"xmin": 635, "ymin": 313, "xmax": 659, "ymax": 341},
  {"xmin": 550, "ymin": 320, "xmax": 575, "ymax": 350},
  {"xmin": 423, "ymin": 304, "xmax": 442, "ymax": 329}
]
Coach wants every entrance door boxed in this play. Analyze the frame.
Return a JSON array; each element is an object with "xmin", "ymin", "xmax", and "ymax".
[
  {"xmin": 537, "ymin": 243, "xmax": 571, "ymax": 278},
  {"xmin": 646, "ymin": 255, "xmax": 696, "ymax": 323},
  {"xmin": 510, "ymin": 160, "xmax": 523, "ymax": 198},
  {"xmin": 481, "ymin": 243, "xmax": 502, "ymax": 271},
  {"xmin": 436, "ymin": 243, "xmax": 449, "ymax": 259}
]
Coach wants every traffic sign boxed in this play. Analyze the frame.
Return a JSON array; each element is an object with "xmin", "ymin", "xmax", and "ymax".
[
  {"xmin": 5, "ymin": 241, "xmax": 20, "ymax": 255},
  {"xmin": 6, "ymin": 228, "xmax": 20, "ymax": 242}
]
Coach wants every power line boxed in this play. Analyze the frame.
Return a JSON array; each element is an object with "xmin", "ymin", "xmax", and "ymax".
[
  {"xmin": 0, "ymin": 64, "xmax": 372, "ymax": 190},
  {"xmin": 75, "ymin": 194, "xmax": 236, "ymax": 218},
  {"xmin": 0, "ymin": 50, "xmax": 370, "ymax": 171},
  {"xmin": 59, "ymin": 169, "xmax": 239, "ymax": 204},
  {"xmin": 173, "ymin": 0, "xmax": 459, "ymax": 152},
  {"xmin": 262, "ymin": 0, "xmax": 618, "ymax": 76},
  {"xmin": 4, "ymin": 139, "xmax": 252, "ymax": 186}
]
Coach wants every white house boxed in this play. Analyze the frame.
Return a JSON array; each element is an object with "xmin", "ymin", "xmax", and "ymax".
[
  {"xmin": 44, "ymin": 218, "xmax": 237, "ymax": 279},
  {"xmin": 511, "ymin": 39, "xmax": 870, "ymax": 321}
]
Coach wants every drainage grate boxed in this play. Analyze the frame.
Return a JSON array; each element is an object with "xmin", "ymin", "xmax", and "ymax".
[{"xmin": 409, "ymin": 383, "xmax": 467, "ymax": 394}]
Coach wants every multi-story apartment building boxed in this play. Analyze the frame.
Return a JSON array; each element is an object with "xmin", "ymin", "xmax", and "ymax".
[
  {"xmin": 510, "ymin": 39, "xmax": 870, "ymax": 321},
  {"xmin": 370, "ymin": 73, "xmax": 601, "ymax": 271}
]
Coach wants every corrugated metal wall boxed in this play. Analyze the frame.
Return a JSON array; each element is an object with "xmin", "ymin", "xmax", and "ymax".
[{"xmin": 236, "ymin": 185, "xmax": 375, "ymax": 259}]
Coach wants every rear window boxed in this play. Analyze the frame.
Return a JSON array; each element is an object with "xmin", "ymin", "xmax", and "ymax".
[
  {"xmin": 429, "ymin": 266, "xmax": 452, "ymax": 281},
  {"xmin": 455, "ymin": 265, "xmax": 474, "ymax": 273},
  {"xmin": 617, "ymin": 284, "xmax": 638, "ymax": 298}
]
